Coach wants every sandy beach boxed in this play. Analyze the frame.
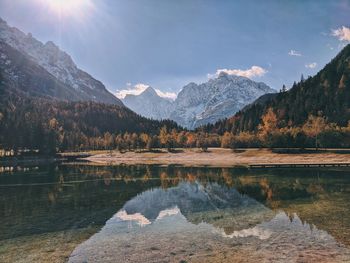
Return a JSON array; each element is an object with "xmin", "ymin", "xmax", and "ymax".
[{"xmin": 84, "ymin": 148, "xmax": 350, "ymax": 167}]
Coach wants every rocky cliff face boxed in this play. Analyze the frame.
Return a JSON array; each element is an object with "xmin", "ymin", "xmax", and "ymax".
[
  {"xmin": 171, "ymin": 73, "xmax": 274, "ymax": 129},
  {"xmin": 122, "ymin": 73, "xmax": 275, "ymax": 129},
  {"xmin": 0, "ymin": 18, "xmax": 123, "ymax": 105},
  {"xmin": 123, "ymin": 87, "xmax": 173, "ymax": 119}
]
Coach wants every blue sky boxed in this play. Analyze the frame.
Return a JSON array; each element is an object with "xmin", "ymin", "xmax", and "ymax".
[{"xmin": 1, "ymin": 0, "xmax": 350, "ymax": 98}]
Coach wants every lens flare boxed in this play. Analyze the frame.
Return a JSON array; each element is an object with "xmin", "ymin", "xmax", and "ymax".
[{"xmin": 40, "ymin": 0, "xmax": 93, "ymax": 18}]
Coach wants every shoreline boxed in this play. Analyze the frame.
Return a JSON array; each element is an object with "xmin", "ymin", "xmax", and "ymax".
[
  {"xmin": 3, "ymin": 148, "xmax": 350, "ymax": 168},
  {"xmin": 0, "ymin": 157, "xmax": 59, "ymax": 166},
  {"xmin": 84, "ymin": 148, "xmax": 350, "ymax": 167}
]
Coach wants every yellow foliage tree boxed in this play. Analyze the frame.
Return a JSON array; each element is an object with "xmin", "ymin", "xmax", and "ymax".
[
  {"xmin": 302, "ymin": 115, "xmax": 327, "ymax": 150},
  {"xmin": 259, "ymin": 108, "xmax": 278, "ymax": 136},
  {"xmin": 221, "ymin": 132, "xmax": 234, "ymax": 148},
  {"xmin": 159, "ymin": 126, "xmax": 168, "ymax": 147}
]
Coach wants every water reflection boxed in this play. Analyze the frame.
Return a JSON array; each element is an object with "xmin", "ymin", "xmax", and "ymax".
[
  {"xmin": 1, "ymin": 164, "xmax": 350, "ymax": 262},
  {"xmin": 120, "ymin": 182, "xmax": 274, "ymax": 234},
  {"xmin": 69, "ymin": 180, "xmax": 350, "ymax": 263}
]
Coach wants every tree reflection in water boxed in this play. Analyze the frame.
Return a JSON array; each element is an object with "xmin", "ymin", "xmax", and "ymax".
[{"xmin": 1, "ymin": 164, "xmax": 350, "ymax": 262}]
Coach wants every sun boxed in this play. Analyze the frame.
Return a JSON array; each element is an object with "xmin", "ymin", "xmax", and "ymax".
[
  {"xmin": 42, "ymin": 0, "xmax": 92, "ymax": 18},
  {"xmin": 47, "ymin": 0, "xmax": 84, "ymax": 13}
]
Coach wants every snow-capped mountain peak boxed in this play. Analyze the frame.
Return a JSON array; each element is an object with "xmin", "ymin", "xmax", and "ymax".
[
  {"xmin": 141, "ymin": 86, "xmax": 159, "ymax": 97},
  {"xmin": 170, "ymin": 74, "xmax": 275, "ymax": 129},
  {"xmin": 123, "ymin": 86, "xmax": 174, "ymax": 120},
  {"xmin": 121, "ymin": 74, "xmax": 275, "ymax": 129}
]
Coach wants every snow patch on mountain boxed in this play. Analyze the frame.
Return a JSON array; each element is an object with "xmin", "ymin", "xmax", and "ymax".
[
  {"xmin": 116, "ymin": 83, "xmax": 177, "ymax": 100},
  {"xmin": 171, "ymin": 73, "xmax": 275, "ymax": 129},
  {"xmin": 123, "ymin": 87, "xmax": 174, "ymax": 119},
  {"xmin": 122, "ymin": 72, "xmax": 275, "ymax": 129}
]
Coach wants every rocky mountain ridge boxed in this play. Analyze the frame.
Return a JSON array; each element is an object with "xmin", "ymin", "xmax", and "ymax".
[
  {"xmin": 0, "ymin": 17, "xmax": 122, "ymax": 105},
  {"xmin": 122, "ymin": 73, "xmax": 275, "ymax": 129}
]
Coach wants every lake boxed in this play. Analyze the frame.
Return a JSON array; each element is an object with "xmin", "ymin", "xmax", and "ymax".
[{"xmin": 0, "ymin": 164, "xmax": 350, "ymax": 262}]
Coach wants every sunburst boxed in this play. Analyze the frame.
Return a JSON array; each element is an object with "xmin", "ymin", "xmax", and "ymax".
[{"xmin": 40, "ymin": 0, "xmax": 93, "ymax": 18}]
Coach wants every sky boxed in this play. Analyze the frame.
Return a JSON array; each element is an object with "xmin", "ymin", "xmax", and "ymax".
[{"xmin": 0, "ymin": 0, "xmax": 350, "ymax": 99}]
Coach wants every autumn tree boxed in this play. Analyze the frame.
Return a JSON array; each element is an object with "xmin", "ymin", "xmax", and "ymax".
[
  {"xmin": 176, "ymin": 131, "xmax": 187, "ymax": 147},
  {"xmin": 302, "ymin": 114, "xmax": 327, "ymax": 150},
  {"xmin": 259, "ymin": 108, "xmax": 278, "ymax": 136},
  {"xmin": 221, "ymin": 132, "xmax": 234, "ymax": 148},
  {"xmin": 139, "ymin": 133, "xmax": 149, "ymax": 150},
  {"xmin": 131, "ymin": 133, "xmax": 139, "ymax": 150},
  {"xmin": 185, "ymin": 133, "xmax": 196, "ymax": 147},
  {"xmin": 146, "ymin": 136, "xmax": 155, "ymax": 151},
  {"xmin": 159, "ymin": 126, "xmax": 168, "ymax": 148},
  {"xmin": 168, "ymin": 129, "xmax": 178, "ymax": 150},
  {"xmin": 196, "ymin": 133, "xmax": 208, "ymax": 151},
  {"xmin": 234, "ymin": 132, "xmax": 260, "ymax": 148},
  {"xmin": 115, "ymin": 134, "xmax": 125, "ymax": 152},
  {"xmin": 258, "ymin": 108, "xmax": 278, "ymax": 147},
  {"xmin": 123, "ymin": 132, "xmax": 132, "ymax": 150},
  {"xmin": 103, "ymin": 132, "xmax": 114, "ymax": 150}
]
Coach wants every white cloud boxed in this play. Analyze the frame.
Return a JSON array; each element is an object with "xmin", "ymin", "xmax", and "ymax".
[
  {"xmin": 116, "ymin": 210, "xmax": 151, "ymax": 226},
  {"xmin": 156, "ymin": 207, "xmax": 180, "ymax": 220},
  {"xmin": 288, "ymin": 50, "xmax": 302, "ymax": 56},
  {"xmin": 332, "ymin": 26, "xmax": 350, "ymax": 42},
  {"xmin": 116, "ymin": 83, "xmax": 149, "ymax": 98},
  {"xmin": 209, "ymin": 66, "xmax": 267, "ymax": 79},
  {"xmin": 155, "ymin": 90, "xmax": 177, "ymax": 100},
  {"xmin": 116, "ymin": 83, "xmax": 177, "ymax": 100},
  {"xmin": 305, "ymin": 62, "xmax": 317, "ymax": 69}
]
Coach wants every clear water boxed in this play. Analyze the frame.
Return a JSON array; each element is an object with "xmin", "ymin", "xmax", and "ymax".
[{"xmin": 1, "ymin": 164, "xmax": 350, "ymax": 262}]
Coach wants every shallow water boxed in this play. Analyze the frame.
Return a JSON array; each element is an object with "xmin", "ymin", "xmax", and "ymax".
[{"xmin": 0, "ymin": 164, "xmax": 350, "ymax": 262}]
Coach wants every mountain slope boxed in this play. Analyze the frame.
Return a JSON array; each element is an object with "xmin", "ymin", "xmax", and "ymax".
[
  {"xmin": 122, "ymin": 181, "xmax": 271, "ymax": 228},
  {"xmin": 123, "ymin": 87, "xmax": 173, "ymax": 120},
  {"xmin": 0, "ymin": 18, "xmax": 122, "ymax": 105},
  {"xmin": 170, "ymin": 73, "xmax": 275, "ymax": 129},
  {"xmin": 205, "ymin": 44, "xmax": 350, "ymax": 134},
  {"xmin": 121, "ymin": 74, "xmax": 275, "ymax": 129},
  {"xmin": 0, "ymin": 83, "xmax": 180, "ymax": 152},
  {"xmin": 0, "ymin": 41, "xmax": 85, "ymax": 101}
]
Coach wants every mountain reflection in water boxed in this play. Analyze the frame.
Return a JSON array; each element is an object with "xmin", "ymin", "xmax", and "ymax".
[
  {"xmin": 69, "ymin": 180, "xmax": 350, "ymax": 263},
  {"xmin": 1, "ymin": 164, "xmax": 350, "ymax": 263}
]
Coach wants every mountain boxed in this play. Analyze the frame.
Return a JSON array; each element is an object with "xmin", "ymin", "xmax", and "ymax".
[
  {"xmin": 0, "ymin": 18, "xmax": 182, "ymax": 153},
  {"xmin": 121, "ymin": 73, "xmax": 274, "ymax": 129},
  {"xmin": 204, "ymin": 44, "xmax": 350, "ymax": 134},
  {"xmin": 69, "ymin": 182, "xmax": 347, "ymax": 263},
  {"xmin": 123, "ymin": 87, "xmax": 173, "ymax": 120},
  {"xmin": 121, "ymin": 181, "xmax": 272, "ymax": 229},
  {"xmin": 0, "ymin": 85, "xmax": 180, "ymax": 153},
  {"xmin": 0, "ymin": 41, "xmax": 87, "ymax": 101},
  {"xmin": 240, "ymin": 92, "xmax": 278, "ymax": 112},
  {"xmin": 170, "ymin": 73, "xmax": 275, "ymax": 129},
  {"xmin": 0, "ymin": 18, "xmax": 123, "ymax": 105}
]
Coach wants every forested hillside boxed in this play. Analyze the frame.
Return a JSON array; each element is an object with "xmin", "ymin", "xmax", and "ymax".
[
  {"xmin": 2, "ymin": 43, "xmax": 350, "ymax": 153},
  {"xmin": 205, "ymin": 44, "xmax": 350, "ymax": 135},
  {"xmin": 0, "ymin": 85, "xmax": 180, "ymax": 153},
  {"xmin": 194, "ymin": 44, "xmax": 350, "ymax": 149}
]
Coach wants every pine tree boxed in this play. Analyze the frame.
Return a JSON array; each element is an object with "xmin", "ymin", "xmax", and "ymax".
[{"xmin": 281, "ymin": 84, "xmax": 287, "ymax": 93}]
